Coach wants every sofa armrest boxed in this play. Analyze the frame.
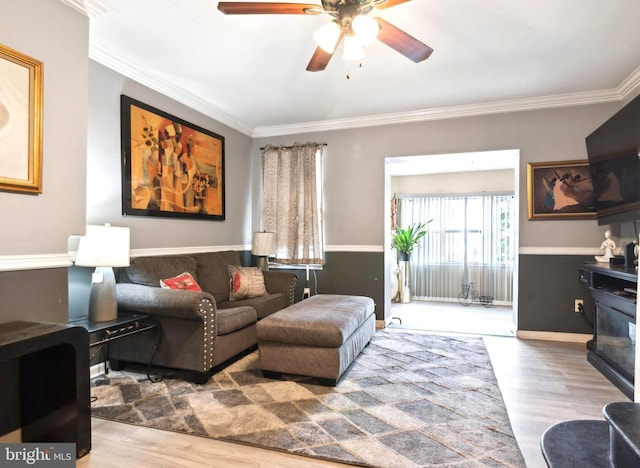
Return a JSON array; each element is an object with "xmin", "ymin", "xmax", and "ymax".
[
  {"xmin": 116, "ymin": 283, "xmax": 216, "ymax": 321},
  {"xmin": 263, "ymin": 270, "xmax": 298, "ymax": 306}
]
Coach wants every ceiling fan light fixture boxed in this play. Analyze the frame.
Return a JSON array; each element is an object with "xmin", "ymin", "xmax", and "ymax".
[
  {"xmin": 343, "ymin": 33, "xmax": 365, "ymax": 61},
  {"xmin": 314, "ymin": 21, "xmax": 341, "ymax": 53},
  {"xmin": 352, "ymin": 15, "xmax": 378, "ymax": 46}
]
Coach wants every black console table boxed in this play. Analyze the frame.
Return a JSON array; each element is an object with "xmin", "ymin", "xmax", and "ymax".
[
  {"xmin": 69, "ymin": 312, "xmax": 159, "ymax": 374},
  {"xmin": 0, "ymin": 321, "xmax": 91, "ymax": 458},
  {"xmin": 580, "ymin": 262, "xmax": 637, "ymax": 399}
]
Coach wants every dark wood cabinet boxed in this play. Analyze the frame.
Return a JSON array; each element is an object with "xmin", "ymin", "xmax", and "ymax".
[{"xmin": 580, "ymin": 263, "xmax": 637, "ymax": 399}]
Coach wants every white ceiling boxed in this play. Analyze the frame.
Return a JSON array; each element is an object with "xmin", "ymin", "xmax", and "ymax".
[{"xmin": 66, "ymin": 0, "xmax": 640, "ymax": 137}]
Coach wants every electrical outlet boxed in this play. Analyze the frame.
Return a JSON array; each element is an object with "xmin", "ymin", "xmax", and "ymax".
[{"xmin": 574, "ymin": 299, "xmax": 584, "ymax": 313}]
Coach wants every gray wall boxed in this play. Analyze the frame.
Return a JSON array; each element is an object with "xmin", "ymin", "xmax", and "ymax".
[
  {"xmin": 252, "ymin": 106, "xmax": 621, "ymax": 248},
  {"xmin": 518, "ymin": 254, "xmax": 596, "ymax": 333},
  {"xmin": 87, "ymin": 62, "xmax": 254, "ymax": 249},
  {"xmin": 0, "ymin": 0, "xmax": 88, "ymax": 254},
  {"xmin": 0, "ymin": 0, "xmax": 88, "ymax": 323}
]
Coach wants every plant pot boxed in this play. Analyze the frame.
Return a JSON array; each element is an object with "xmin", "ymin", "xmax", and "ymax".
[
  {"xmin": 398, "ymin": 251, "xmax": 410, "ymax": 262},
  {"xmin": 391, "ymin": 266, "xmax": 400, "ymax": 302},
  {"xmin": 398, "ymin": 259, "xmax": 411, "ymax": 303},
  {"xmin": 401, "ymin": 285, "xmax": 411, "ymax": 304}
]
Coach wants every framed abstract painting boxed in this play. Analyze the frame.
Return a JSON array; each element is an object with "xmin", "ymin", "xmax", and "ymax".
[{"xmin": 120, "ymin": 95, "xmax": 225, "ymax": 220}]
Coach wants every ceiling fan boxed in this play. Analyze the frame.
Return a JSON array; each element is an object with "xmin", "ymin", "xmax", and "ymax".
[{"xmin": 217, "ymin": 0, "xmax": 433, "ymax": 72}]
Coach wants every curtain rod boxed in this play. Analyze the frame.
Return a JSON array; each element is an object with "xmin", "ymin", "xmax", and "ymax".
[{"xmin": 260, "ymin": 143, "xmax": 327, "ymax": 151}]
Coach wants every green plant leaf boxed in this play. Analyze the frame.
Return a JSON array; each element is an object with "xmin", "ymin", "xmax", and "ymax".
[{"xmin": 391, "ymin": 220, "xmax": 431, "ymax": 254}]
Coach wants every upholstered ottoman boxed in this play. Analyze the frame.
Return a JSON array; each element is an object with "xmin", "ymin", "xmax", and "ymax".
[{"xmin": 256, "ymin": 294, "xmax": 375, "ymax": 384}]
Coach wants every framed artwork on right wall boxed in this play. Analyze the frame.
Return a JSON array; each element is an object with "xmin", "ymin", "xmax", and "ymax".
[{"xmin": 527, "ymin": 159, "xmax": 597, "ymax": 220}]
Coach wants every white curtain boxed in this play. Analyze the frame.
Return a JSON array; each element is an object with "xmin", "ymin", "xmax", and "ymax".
[
  {"xmin": 398, "ymin": 194, "xmax": 514, "ymax": 303},
  {"xmin": 260, "ymin": 144, "xmax": 325, "ymax": 265}
]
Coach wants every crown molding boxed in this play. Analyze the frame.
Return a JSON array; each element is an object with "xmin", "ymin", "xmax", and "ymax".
[
  {"xmin": 89, "ymin": 45, "xmax": 631, "ymax": 139},
  {"xmin": 88, "ymin": 41, "xmax": 634, "ymax": 139},
  {"xmin": 618, "ymin": 64, "xmax": 640, "ymax": 100},
  {"xmin": 88, "ymin": 44, "xmax": 254, "ymax": 137},
  {"xmin": 252, "ymin": 88, "xmax": 622, "ymax": 137},
  {"xmin": 57, "ymin": 0, "xmax": 108, "ymax": 17}
]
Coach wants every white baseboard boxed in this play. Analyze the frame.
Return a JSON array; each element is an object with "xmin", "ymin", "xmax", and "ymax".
[{"xmin": 516, "ymin": 330, "xmax": 592, "ymax": 343}]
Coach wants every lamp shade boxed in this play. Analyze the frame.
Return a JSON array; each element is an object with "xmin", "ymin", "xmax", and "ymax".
[
  {"xmin": 75, "ymin": 224, "xmax": 130, "ymax": 268},
  {"xmin": 252, "ymin": 231, "xmax": 277, "ymax": 257}
]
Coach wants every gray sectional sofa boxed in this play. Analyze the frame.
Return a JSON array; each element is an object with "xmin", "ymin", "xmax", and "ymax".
[{"xmin": 109, "ymin": 250, "xmax": 297, "ymax": 383}]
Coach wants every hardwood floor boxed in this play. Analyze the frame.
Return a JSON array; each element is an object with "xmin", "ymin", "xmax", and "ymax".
[
  {"xmin": 77, "ymin": 334, "xmax": 627, "ymax": 468},
  {"xmin": 484, "ymin": 336, "xmax": 626, "ymax": 467}
]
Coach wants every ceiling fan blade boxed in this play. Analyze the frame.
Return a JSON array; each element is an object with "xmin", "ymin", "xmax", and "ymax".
[
  {"xmin": 306, "ymin": 28, "xmax": 345, "ymax": 72},
  {"xmin": 374, "ymin": 0, "xmax": 412, "ymax": 10},
  {"xmin": 306, "ymin": 47, "xmax": 334, "ymax": 72},
  {"xmin": 375, "ymin": 17, "xmax": 433, "ymax": 63},
  {"xmin": 217, "ymin": 2, "xmax": 321, "ymax": 15}
]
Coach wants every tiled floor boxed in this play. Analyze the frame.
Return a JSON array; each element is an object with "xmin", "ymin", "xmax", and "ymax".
[{"xmin": 389, "ymin": 300, "xmax": 515, "ymax": 336}]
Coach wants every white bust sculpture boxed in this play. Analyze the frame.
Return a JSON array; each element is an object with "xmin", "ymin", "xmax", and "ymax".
[{"xmin": 595, "ymin": 230, "xmax": 616, "ymax": 263}]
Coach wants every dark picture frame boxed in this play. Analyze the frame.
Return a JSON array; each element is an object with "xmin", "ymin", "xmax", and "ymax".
[
  {"xmin": 121, "ymin": 95, "xmax": 225, "ymax": 220},
  {"xmin": 0, "ymin": 43, "xmax": 43, "ymax": 194},
  {"xmin": 527, "ymin": 159, "xmax": 596, "ymax": 220}
]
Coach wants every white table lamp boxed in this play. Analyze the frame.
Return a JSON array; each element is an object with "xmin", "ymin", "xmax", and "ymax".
[
  {"xmin": 75, "ymin": 224, "xmax": 130, "ymax": 322},
  {"xmin": 252, "ymin": 231, "xmax": 276, "ymax": 271}
]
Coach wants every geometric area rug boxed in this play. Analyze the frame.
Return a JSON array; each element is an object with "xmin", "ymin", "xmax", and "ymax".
[{"xmin": 90, "ymin": 330, "xmax": 525, "ymax": 467}]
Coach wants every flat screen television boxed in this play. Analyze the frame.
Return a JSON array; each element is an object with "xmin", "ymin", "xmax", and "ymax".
[{"xmin": 586, "ymin": 94, "xmax": 640, "ymax": 225}]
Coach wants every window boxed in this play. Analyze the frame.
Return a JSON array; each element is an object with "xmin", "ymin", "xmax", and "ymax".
[
  {"xmin": 260, "ymin": 144, "xmax": 325, "ymax": 265},
  {"xmin": 397, "ymin": 194, "xmax": 514, "ymax": 302}
]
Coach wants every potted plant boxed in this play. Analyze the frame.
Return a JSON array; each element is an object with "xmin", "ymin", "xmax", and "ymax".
[
  {"xmin": 391, "ymin": 221, "xmax": 430, "ymax": 303},
  {"xmin": 391, "ymin": 222, "xmax": 429, "ymax": 261}
]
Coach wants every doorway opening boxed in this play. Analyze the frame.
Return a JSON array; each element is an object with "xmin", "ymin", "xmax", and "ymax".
[{"xmin": 384, "ymin": 149, "xmax": 520, "ymax": 337}]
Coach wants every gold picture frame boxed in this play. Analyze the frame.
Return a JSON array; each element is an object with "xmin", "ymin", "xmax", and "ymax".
[
  {"xmin": 0, "ymin": 43, "xmax": 43, "ymax": 194},
  {"xmin": 527, "ymin": 160, "xmax": 597, "ymax": 220}
]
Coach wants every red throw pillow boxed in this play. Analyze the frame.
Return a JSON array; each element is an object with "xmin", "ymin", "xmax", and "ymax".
[
  {"xmin": 226, "ymin": 265, "xmax": 267, "ymax": 301},
  {"xmin": 160, "ymin": 272, "xmax": 202, "ymax": 291}
]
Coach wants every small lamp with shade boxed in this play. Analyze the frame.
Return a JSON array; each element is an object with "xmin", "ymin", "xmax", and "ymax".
[
  {"xmin": 252, "ymin": 231, "xmax": 276, "ymax": 271},
  {"xmin": 74, "ymin": 224, "xmax": 130, "ymax": 323}
]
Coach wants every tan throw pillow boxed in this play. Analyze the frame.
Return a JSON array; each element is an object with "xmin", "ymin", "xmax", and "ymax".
[
  {"xmin": 227, "ymin": 265, "xmax": 267, "ymax": 301},
  {"xmin": 160, "ymin": 272, "xmax": 202, "ymax": 291}
]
